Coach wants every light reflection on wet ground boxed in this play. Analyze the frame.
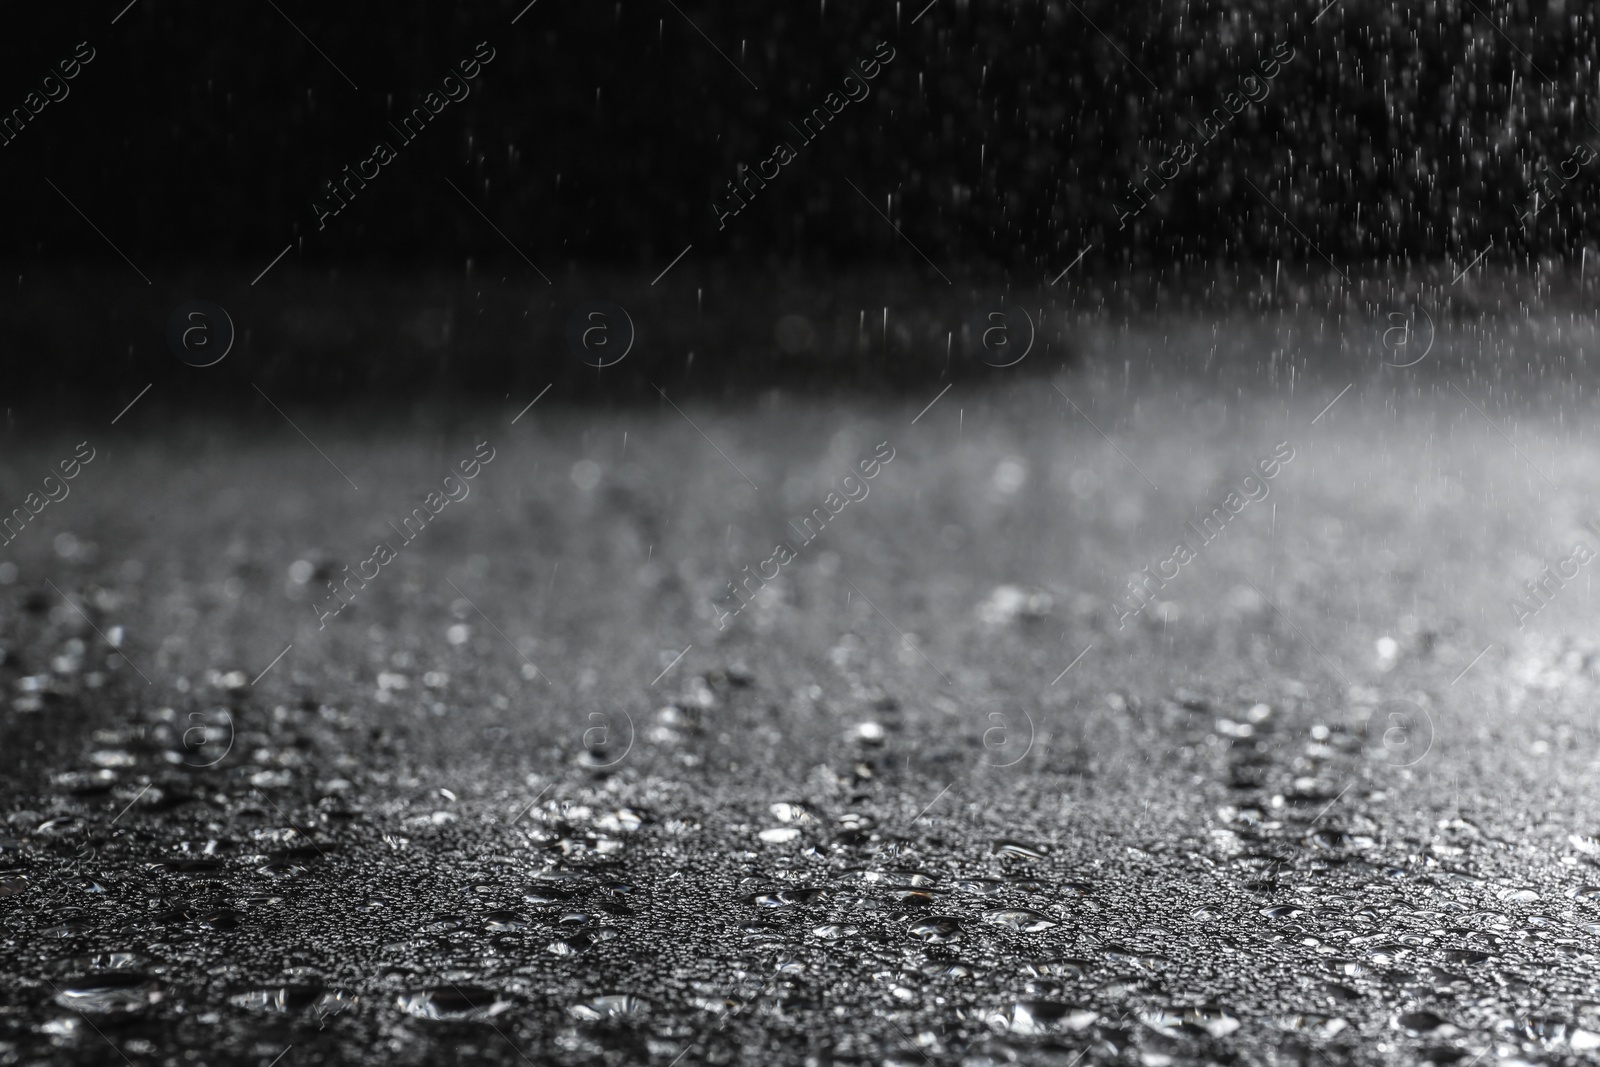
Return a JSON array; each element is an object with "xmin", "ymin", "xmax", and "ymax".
[{"xmin": 5, "ymin": 381, "xmax": 1600, "ymax": 1064}]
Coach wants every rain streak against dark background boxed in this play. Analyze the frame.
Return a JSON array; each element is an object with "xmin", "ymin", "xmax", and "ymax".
[{"xmin": 2, "ymin": 0, "xmax": 1598, "ymax": 400}]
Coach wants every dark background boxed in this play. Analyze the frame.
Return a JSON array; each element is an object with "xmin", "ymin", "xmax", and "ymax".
[{"xmin": 1, "ymin": 0, "xmax": 1594, "ymax": 402}]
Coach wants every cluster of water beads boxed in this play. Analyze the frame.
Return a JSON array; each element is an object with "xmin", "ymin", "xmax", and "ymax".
[{"xmin": 6, "ymin": 670, "xmax": 1600, "ymax": 1064}]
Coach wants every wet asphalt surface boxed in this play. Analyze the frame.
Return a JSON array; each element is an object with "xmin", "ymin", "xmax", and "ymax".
[{"xmin": 6, "ymin": 350, "xmax": 1600, "ymax": 1065}]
